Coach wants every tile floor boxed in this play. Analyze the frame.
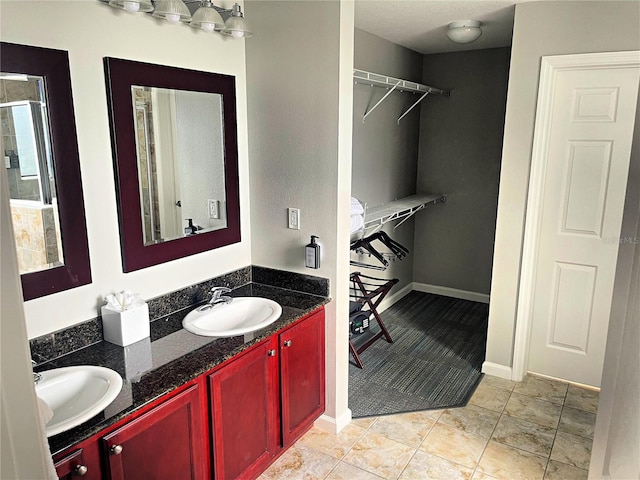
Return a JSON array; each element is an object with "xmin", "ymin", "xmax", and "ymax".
[{"xmin": 259, "ymin": 374, "xmax": 599, "ymax": 480}]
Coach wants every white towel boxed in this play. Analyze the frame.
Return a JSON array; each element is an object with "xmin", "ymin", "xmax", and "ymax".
[
  {"xmin": 36, "ymin": 395, "xmax": 58, "ymax": 479},
  {"xmin": 350, "ymin": 197, "xmax": 364, "ymax": 216},
  {"xmin": 350, "ymin": 214, "xmax": 364, "ymax": 234},
  {"xmin": 37, "ymin": 395, "xmax": 54, "ymax": 425}
]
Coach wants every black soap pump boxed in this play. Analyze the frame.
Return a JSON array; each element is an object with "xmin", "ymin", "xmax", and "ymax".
[{"xmin": 305, "ymin": 235, "xmax": 321, "ymax": 269}]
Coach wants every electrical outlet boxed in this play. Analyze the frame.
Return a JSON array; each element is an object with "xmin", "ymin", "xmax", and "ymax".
[
  {"xmin": 288, "ymin": 208, "xmax": 300, "ymax": 230},
  {"xmin": 208, "ymin": 199, "xmax": 219, "ymax": 219}
]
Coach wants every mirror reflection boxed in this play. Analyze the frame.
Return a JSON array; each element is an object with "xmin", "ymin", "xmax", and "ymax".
[
  {"xmin": 131, "ymin": 86, "xmax": 227, "ymax": 245},
  {"xmin": 1, "ymin": 73, "xmax": 64, "ymax": 273}
]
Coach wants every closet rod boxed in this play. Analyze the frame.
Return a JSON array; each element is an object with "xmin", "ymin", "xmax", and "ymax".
[{"xmin": 354, "ymin": 69, "xmax": 450, "ymax": 123}]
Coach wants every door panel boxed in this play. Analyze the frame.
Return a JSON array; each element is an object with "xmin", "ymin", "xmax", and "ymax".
[
  {"xmin": 209, "ymin": 337, "xmax": 279, "ymax": 480},
  {"xmin": 528, "ymin": 56, "xmax": 640, "ymax": 386},
  {"xmin": 102, "ymin": 384, "xmax": 204, "ymax": 480}
]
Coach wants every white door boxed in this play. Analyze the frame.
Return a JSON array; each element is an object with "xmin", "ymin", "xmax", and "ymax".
[{"xmin": 525, "ymin": 52, "xmax": 640, "ymax": 387}]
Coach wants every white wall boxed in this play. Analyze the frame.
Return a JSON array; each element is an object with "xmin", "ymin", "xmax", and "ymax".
[
  {"xmin": 486, "ymin": 0, "xmax": 640, "ymax": 371},
  {"xmin": 245, "ymin": 0, "xmax": 354, "ymax": 432},
  {"xmin": 0, "ymin": 0, "xmax": 252, "ymax": 339},
  {"xmin": 589, "ymin": 89, "xmax": 640, "ymax": 480}
]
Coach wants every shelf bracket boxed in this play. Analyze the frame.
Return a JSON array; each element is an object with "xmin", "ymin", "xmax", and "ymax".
[
  {"xmin": 397, "ymin": 91, "xmax": 430, "ymax": 124},
  {"xmin": 362, "ymin": 80, "xmax": 401, "ymax": 123}
]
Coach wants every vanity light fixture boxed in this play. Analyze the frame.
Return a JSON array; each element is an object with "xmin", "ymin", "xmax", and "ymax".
[
  {"xmin": 446, "ymin": 20, "xmax": 482, "ymax": 44},
  {"xmin": 101, "ymin": 0, "xmax": 252, "ymax": 37}
]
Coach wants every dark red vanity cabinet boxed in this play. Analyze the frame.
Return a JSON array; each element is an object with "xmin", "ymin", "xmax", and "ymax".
[
  {"xmin": 280, "ymin": 308, "xmax": 326, "ymax": 446},
  {"xmin": 101, "ymin": 384, "xmax": 206, "ymax": 480},
  {"xmin": 209, "ymin": 336, "xmax": 280, "ymax": 480},
  {"xmin": 209, "ymin": 308, "xmax": 326, "ymax": 480},
  {"xmin": 52, "ymin": 307, "xmax": 325, "ymax": 480},
  {"xmin": 54, "ymin": 446, "xmax": 102, "ymax": 480}
]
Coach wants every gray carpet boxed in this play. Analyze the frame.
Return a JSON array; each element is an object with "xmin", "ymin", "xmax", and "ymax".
[{"xmin": 349, "ymin": 291, "xmax": 488, "ymax": 418}]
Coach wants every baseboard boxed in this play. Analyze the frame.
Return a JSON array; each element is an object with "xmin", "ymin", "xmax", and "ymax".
[
  {"xmin": 482, "ymin": 361, "xmax": 513, "ymax": 380},
  {"xmin": 315, "ymin": 408, "xmax": 352, "ymax": 434},
  {"xmin": 376, "ymin": 282, "xmax": 414, "ymax": 315},
  {"xmin": 413, "ymin": 283, "xmax": 490, "ymax": 304}
]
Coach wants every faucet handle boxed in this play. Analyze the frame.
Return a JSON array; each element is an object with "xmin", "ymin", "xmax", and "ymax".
[{"xmin": 210, "ymin": 286, "xmax": 231, "ymax": 296}]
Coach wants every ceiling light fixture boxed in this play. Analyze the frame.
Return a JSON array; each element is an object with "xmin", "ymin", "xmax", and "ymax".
[
  {"xmin": 446, "ymin": 20, "xmax": 482, "ymax": 44},
  {"xmin": 100, "ymin": 0, "xmax": 253, "ymax": 38}
]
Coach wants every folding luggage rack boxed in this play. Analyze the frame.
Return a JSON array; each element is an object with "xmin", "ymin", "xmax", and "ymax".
[{"xmin": 348, "ymin": 272, "xmax": 398, "ymax": 368}]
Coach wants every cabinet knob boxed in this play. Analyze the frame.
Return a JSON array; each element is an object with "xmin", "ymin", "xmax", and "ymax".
[
  {"xmin": 283, "ymin": 340, "xmax": 292, "ymax": 347},
  {"xmin": 110, "ymin": 444, "xmax": 123, "ymax": 455},
  {"xmin": 74, "ymin": 465, "xmax": 88, "ymax": 476},
  {"xmin": 267, "ymin": 349, "xmax": 276, "ymax": 356}
]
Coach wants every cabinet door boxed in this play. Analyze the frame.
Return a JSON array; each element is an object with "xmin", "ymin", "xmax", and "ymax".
[
  {"xmin": 101, "ymin": 384, "xmax": 205, "ymax": 480},
  {"xmin": 209, "ymin": 337, "xmax": 279, "ymax": 480},
  {"xmin": 280, "ymin": 309, "xmax": 326, "ymax": 446},
  {"xmin": 54, "ymin": 447, "xmax": 101, "ymax": 480}
]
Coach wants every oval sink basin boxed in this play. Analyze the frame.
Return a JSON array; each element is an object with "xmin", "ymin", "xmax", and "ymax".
[
  {"xmin": 35, "ymin": 365, "xmax": 123, "ymax": 437},
  {"xmin": 182, "ymin": 297, "xmax": 282, "ymax": 337}
]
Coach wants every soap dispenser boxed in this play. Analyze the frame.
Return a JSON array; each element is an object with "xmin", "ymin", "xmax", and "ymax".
[{"xmin": 305, "ymin": 235, "xmax": 320, "ymax": 269}]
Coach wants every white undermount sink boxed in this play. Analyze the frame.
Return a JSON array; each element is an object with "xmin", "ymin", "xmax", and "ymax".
[
  {"xmin": 35, "ymin": 365, "xmax": 123, "ymax": 437},
  {"xmin": 182, "ymin": 297, "xmax": 282, "ymax": 337}
]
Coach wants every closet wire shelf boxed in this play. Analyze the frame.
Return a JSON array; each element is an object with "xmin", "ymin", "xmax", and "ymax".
[
  {"xmin": 363, "ymin": 193, "xmax": 446, "ymax": 234},
  {"xmin": 353, "ymin": 69, "xmax": 451, "ymax": 124}
]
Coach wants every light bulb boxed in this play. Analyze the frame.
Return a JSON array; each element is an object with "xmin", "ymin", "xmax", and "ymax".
[
  {"xmin": 231, "ymin": 30, "xmax": 243, "ymax": 39},
  {"xmin": 123, "ymin": 1, "xmax": 140, "ymax": 13},
  {"xmin": 165, "ymin": 13, "xmax": 181, "ymax": 24},
  {"xmin": 201, "ymin": 22, "xmax": 215, "ymax": 32}
]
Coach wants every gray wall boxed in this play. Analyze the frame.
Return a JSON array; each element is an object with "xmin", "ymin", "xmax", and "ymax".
[
  {"xmin": 413, "ymin": 48, "xmax": 510, "ymax": 295},
  {"xmin": 245, "ymin": 0, "xmax": 355, "ymax": 430},
  {"xmin": 486, "ymin": 0, "xmax": 640, "ymax": 369},
  {"xmin": 352, "ymin": 28, "xmax": 423, "ymax": 291}
]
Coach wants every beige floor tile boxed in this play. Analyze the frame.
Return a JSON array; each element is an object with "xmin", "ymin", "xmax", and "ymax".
[
  {"xmin": 492, "ymin": 415, "xmax": 555, "ymax": 457},
  {"xmin": 471, "ymin": 472, "xmax": 499, "ymax": 480},
  {"xmin": 399, "ymin": 450, "xmax": 474, "ymax": 480},
  {"xmin": 258, "ymin": 444, "xmax": 338, "ymax": 480},
  {"xmin": 420, "ymin": 422, "xmax": 488, "ymax": 468},
  {"xmin": 550, "ymin": 431, "xmax": 593, "ymax": 470},
  {"xmin": 504, "ymin": 393, "xmax": 562, "ymax": 428},
  {"xmin": 343, "ymin": 431, "xmax": 416, "ymax": 479},
  {"xmin": 469, "ymin": 382, "xmax": 512, "ymax": 412},
  {"xmin": 352, "ymin": 417, "xmax": 378, "ymax": 429},
  {"xmin": 438, "ymin": 404, "xmax": 501, "ymax": 438},
  {"xmin": 326, "ymin": 461, "xmax": 385, "ymax": 480},
  {"xmin": 558, "ymin": 406, "xmax": 596, "ymax": 439},
  {"xmin": 544, "ymin": 459, "xmax": 588, "ymax": 480},
  {"xmin": 368, "ymin": 411, "xmax": 436, "ymax": 448},
  {"xmin": 513, "ymin": 375, "xmax": 568, "ymax": 405},
  {"xmin": 299, "ymin": 423, "xmax": 367, "ymax": 459},
  {"xmin": 564, "ymin": 385, "xmax": 599, "ymax": 414},
  {"xmin": 481, "ymin": 375, "xmax": 516, "ymax": 392},
  {"xmin": 476, "ymin": 440, "xmax": 547, "ymax": 480}
]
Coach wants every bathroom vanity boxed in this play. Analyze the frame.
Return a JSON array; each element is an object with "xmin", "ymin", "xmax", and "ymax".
[{"xmin": 44, "ymin": 282, "xmax": 327, "ymax": 480}]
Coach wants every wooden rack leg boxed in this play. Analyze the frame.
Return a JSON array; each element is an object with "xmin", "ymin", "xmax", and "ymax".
[{"xmin": 349, "ymin": 340, "xmax": 364, "ymax": 369}]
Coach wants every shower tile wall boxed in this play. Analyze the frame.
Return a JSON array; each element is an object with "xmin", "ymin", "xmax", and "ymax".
[{"xmin": 11, "ymin": 203, "xmax": 61, "ymax": 272}]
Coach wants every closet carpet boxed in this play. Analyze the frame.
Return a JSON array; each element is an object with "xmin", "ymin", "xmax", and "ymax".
[{"xmin": 349, "ymin": 291, "xmax": 488, "ymax": 418}]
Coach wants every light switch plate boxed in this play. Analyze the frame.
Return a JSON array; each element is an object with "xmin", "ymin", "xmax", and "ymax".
[
  {"xmin": 208, "ymin": 199, "xmax": 219, "ymax": 219},
  {"xmin": 288, "ymin": 208, "xmax": 300, "ymax": 230}
]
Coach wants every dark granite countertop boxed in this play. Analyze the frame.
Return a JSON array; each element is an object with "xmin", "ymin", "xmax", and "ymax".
[{"xmin": 39, "ymin": 283, "xmax": 329, "ymax": 456}]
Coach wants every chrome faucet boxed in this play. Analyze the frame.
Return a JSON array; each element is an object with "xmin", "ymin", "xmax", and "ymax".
[
  {"xmin": 197, "ymin": 287, "xmax": 233, "ymax": 311},
  {"xmin": 31, "ymin": 360, "xmax": 42, "ymax": 384}
]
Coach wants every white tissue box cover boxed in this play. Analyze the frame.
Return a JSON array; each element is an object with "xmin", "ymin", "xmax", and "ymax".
[{"xmin": 101, "ymin": 303, "xmax": 150, "ymax": 346}]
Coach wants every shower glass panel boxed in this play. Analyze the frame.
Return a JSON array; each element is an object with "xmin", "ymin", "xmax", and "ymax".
[{"xmin": 1, "ymin": 74, "xmax": 64, "ymax": 273}]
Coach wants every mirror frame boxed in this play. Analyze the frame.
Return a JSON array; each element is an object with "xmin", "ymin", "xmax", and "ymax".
[
  {"xmin": 104, "ymin": 58, "xmax": 240, "ymax": 272},
  {"xmin": 1, "ymin": 42, "xmax": 91, "ymax": 300}
]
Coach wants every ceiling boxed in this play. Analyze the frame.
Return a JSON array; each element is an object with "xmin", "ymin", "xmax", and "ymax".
[{"xmin": 354, "ymin": 0, "xmax": 530, "ymax": 55}]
